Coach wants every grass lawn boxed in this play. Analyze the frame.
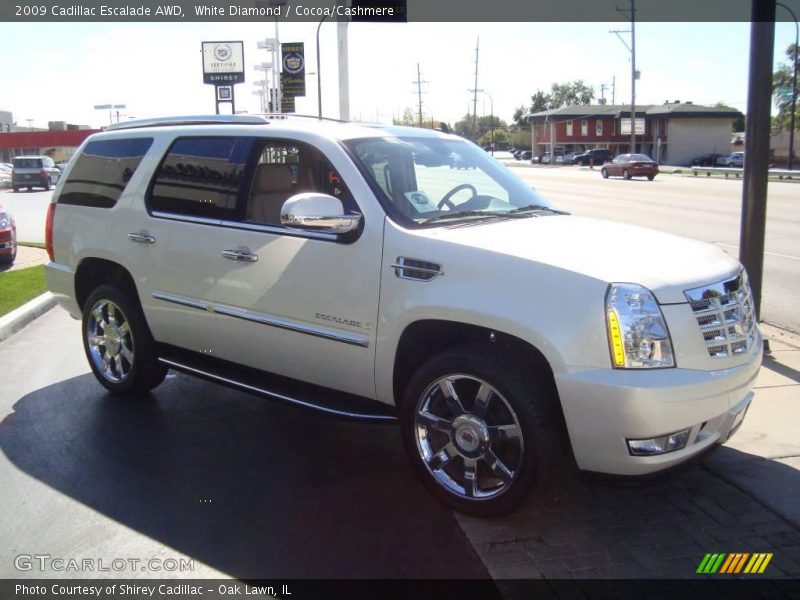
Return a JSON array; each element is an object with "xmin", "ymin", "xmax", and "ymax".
[{"xmin": 0, "ymin": 265, "xmax": 47, "ymax": 317}]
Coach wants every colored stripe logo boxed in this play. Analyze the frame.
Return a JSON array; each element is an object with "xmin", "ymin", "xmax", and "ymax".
[{"xmin": 696, "ymin": 553, "xmax": 773, "ymax": 574}]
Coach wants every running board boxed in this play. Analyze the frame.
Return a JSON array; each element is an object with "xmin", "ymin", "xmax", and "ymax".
[{"xmin": 157, "ymin": 348, "xmax": 397, "ymax": 423}]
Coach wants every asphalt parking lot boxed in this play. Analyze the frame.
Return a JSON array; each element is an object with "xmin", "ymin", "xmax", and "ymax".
[
  {"xmin": 1, "ymin": 308, "xmax": 799, "ymax": 589},
  {"xmin": 0, "ymin": 308, "xmax": 493, "ymax": 580}
]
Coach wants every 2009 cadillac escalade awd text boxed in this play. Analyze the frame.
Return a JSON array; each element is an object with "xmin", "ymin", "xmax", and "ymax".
[{"xmin": 45, "ymin": 115, "xmax": 761, "ymax": 516}]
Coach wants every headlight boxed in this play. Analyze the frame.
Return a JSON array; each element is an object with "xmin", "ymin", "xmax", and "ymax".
[
  {"xmin": 606, "ymin": 283, "xmax": 674, "ymax": 368},
  {"xmin": 0, "ymin": 217, "xmax": 8, "ymax": 228}
]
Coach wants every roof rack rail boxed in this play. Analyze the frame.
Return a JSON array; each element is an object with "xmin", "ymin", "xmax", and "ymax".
[
  {"xmin": 107, "ymin": 114, "xmax": 268, "ymax": 131},
  {"xmin": 255, "ymin": 113, "xmax": 351, "ymax": 124}
]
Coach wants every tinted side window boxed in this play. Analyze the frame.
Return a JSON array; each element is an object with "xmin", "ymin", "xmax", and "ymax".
[
  {"xmin": 150, "ymin": 137, "xmax": 251, "ymax": 219},
  {"xmin": 58, "ymin": 138, "xmax": 153, "ymax": 208}
]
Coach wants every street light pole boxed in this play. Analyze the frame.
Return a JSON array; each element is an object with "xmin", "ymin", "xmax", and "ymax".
[{"xmin": 777, "ymin": 2, "xmax": 798, "ymax": 170}]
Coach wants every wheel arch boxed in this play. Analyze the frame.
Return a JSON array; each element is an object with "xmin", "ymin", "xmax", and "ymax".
[
  {"xmin": 392, "ymin": 319, "xmax": 560, "ymax": 411},
  {"xmin": 74, "ymin": 258, "xmax": 139, "ymax": 312}
]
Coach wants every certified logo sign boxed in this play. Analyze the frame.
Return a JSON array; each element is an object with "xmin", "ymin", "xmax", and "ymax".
[
  {"xmin": 283, "ymin": 52, "xmax": 304, "ymax": 74},
  {"xmin": 214, "ymin": 44, "xmax": 232, "ymax": 62}
]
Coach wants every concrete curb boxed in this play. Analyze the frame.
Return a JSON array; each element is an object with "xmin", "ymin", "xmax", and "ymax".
[
  {"xmin": 0, "ymin": 292, "xmax": 57, "ymax": 343},
  {"xmin": 760, "ymin": 322, "xmax": 800, "ymax": 349}
]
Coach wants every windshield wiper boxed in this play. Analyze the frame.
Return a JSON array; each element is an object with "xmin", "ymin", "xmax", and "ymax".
[
  {"xmin": 420, "ymin": 210, "xmax": 527, "ymax": 225},
  {"xmin": 507, "ymin": 204, "xmax": 570, "ymax": 215}
]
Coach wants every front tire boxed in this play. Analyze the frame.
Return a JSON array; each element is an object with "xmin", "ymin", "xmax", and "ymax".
[
  {"xmin": 623, "ymin": 169, "xmax": 631, "ymax": 180},
  {"xmin": 647, "ymin": 174, "xmax": 656, "ymax": 181},
  {"xmin": 82, "ymin": 284, "xmax": 167, "ymax": 396},
  {"xmin": 44, "ymin": 177, "xmax": 51, "ymax": 191},
  {"xmin": 400, "ymin": 345, "xmax": 564, "ymax": 517},
  {"xmin": 601, "ymin": 168, "xmax": 609, "ymax": 179}
]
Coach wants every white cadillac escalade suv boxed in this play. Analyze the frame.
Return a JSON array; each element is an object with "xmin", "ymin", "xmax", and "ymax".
[{"xmin": 45, "ymin": 115, "xmax": 761, "ymax": 516}]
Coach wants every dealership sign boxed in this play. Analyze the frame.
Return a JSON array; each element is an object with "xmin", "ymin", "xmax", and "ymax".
[
  {"xmin": 281, "ymin": 42, "xmax": 306, "ymax": 97},
  {"xmin": 202, "ymin": 41, "xmax": 245, "ymax": 84}
]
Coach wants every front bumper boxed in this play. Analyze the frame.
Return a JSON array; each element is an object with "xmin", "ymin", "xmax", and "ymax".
[{"xmin": 555, "ymin": 340, "xmax": 762, "ymax": 475}]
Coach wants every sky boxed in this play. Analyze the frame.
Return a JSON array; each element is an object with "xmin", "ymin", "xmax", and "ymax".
[{"xmin": 0, "ymin": 20, "xmax": 797, "ymax": 130}]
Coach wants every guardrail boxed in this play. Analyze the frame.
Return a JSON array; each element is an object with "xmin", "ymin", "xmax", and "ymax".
[{"xmin": 691, "ymin": 166, "xmax": 799, "ymax": 180}]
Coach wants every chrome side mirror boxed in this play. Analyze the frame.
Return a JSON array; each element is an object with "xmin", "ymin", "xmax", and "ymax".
[{"xmin": 280, "ymin": 193, "xmax": 362, "ymax": 234}]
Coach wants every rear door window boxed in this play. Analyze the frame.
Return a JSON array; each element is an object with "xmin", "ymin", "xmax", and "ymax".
[
  {"xmin": 58, "ymin": 138, "xmax": 153, "ymax": 208},
  {"xmin": 149, "ymin": 137, "xmax": 252, "ymax": 220}
]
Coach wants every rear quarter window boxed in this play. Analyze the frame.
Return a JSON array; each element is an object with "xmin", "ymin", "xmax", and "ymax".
[{"xmin": 58, "ymin": 138, "xmax": 153, "ymax": 208}]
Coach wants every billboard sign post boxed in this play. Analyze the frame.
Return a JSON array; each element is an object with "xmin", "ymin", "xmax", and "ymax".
[{"xmin": 202, "ymin": 41, "xmax": 245, "ymax": 114}]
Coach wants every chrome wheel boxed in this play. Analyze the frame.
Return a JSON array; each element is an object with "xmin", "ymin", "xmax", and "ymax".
[
  {"xmin": 86, "ymin": 299, "xmax": 134, "ymax": 383},
  {"xmin": 414, "ymin": 374, "xmax": 524, "ymax": 501}
]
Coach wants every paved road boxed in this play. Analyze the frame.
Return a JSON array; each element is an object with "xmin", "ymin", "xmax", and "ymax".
[
  {"xmin": 0, "ymin": 187, "xmax": 50, "ymax": 244},
  {"xmin": 508, "ymin": 164, "xmax": 800, "ymax": 335},
  {"xmin": 0, "ymin": 307, "xmax": 491, "ymax": 580}
]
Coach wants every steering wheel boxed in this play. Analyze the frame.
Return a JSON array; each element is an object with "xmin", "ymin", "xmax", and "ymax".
[{"xmin": 438, "ymin": 183, "xmax": 478, "ymax": 210}]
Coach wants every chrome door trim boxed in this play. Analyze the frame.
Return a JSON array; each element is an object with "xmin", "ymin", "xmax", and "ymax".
[
  {"xmin": 158, "ymin": 357, "xmax": 396, "ymax": 422},
  {"xmin": 152, "ymin": 291, "xmax": 211, "ymax": 312},
  {"xmin": 213, "ymin": 304, "xmax": 370, "ymax": 347},
  {"xmin": 218, "ymin": 219, "xmax": 338, "ymax": 242},
  {"xmin": 150, "ymin": 211, "xmax": 221, "ymax": 227},
  {"xmin": 151, "ymin": 291, "xmax": 370, "ymax": 347}
]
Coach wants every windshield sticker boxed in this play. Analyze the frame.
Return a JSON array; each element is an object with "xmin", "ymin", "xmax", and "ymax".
[{"xmin": 405, "ymin": 191, "xmax": 438, "ymax": 213}]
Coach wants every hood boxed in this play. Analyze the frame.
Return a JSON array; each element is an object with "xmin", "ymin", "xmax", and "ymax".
[{"xmin": 421, "ymin": 215, "xmax": 741, "ymax": 304}]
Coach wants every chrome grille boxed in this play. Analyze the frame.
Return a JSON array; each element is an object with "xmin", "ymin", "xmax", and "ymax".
[{"xmin": 685, "ymin": 272, "xmax": 757, "ymax": 358}]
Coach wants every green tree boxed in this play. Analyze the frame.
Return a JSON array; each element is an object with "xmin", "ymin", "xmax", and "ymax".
[
  {"xmin": 548, "ymin": 80, "xmax": 595, "ymax": 108},
  {"xmin": 453, "ymin": 114, "xmax": 507, "ymax": 142},
  {"xmin": 392, "ymin": 107, "xmax": 416, "ymax": 126},
  {"xmin": 772, "ymin": 44, "xmax": 799, "ymax": 133},
  {"xmin": 713, "ymin": 101, "xmax": 745, "ymax": 132}
]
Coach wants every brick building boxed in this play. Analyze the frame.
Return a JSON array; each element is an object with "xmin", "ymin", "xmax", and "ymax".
[{"xmin": 525, "ymin": 102, "xmax": 742, "ymax": 165}]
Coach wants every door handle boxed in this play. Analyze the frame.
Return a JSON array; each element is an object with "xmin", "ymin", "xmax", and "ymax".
[
  {"xmin": 222, "ymin": 249, "xmax": 259, "ymax": 262},
  {"xmin": 128, "ymin": 232, "xmax": 155, "ymax": 244}
]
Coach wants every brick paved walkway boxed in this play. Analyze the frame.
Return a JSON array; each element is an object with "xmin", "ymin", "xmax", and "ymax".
[
  {"xmin": 0, "ymin": 245, "xmax": 47, "ymax": 273},
  {"xmin": 457, "ymin": 458, "xmax": 800, "ymax": 580}
]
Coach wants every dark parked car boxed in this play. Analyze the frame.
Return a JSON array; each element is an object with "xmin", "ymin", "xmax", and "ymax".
[
  {"xmin": 691, "ymin": 153, "xmax": 724, "ymax": 167},
  {"xmin": 573, "ymin": 148, "xmax": 613, "ymax": 166},
  {"xmin": 600, "ymin": 154, "xmax": 659, "ymax": 180},
  {"xmin": 520, "ymin": 150, "xmax": 533, "ymax": 161},
  {"xmin": 0, "ymin": 205, "xmax": 17, "ymax": 265}
]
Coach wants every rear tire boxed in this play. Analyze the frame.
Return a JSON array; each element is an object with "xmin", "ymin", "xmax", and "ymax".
[
  {"xmin": 82, "ymin": 284, "xmax": 167, "ymax": 397},
  {"xmin": 601, "ymin": 168, "xmax": 609, "ymax": 179},
  {"xmin": 623, "ymin": 169, "xmax": 631, "ymax": 180},
  {"xmin": 12, "ymin": 187, "xmax": 19, "ymax": 193},
  {"xmin": 647, "ymin": 174, "xmax": 656, "ymax": 181},
  {"xmin": 400, "ymin": 344, "xmax": 564, "ymax": 517},
  {"xmin": 44, "ymin": 178, "xmax": 51, "ymax": 191}
]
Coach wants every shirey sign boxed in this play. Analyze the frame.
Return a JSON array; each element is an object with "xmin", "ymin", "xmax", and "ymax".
[{"xmin": 202, "ymin": 41, "xmax": 245, "ymax": 85}]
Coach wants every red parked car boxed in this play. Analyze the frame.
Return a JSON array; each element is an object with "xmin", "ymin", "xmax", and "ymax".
[
  {"xmin": 0, "ymin": 205, "xmax": 17, "ymax": 265},
  {"xmin": 600, "ymin": 153, "xmax": 659, "ymax": 180}
]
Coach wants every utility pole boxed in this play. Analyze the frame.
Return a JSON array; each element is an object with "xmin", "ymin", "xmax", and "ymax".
[
  {"xmin": 611, "ymin": 0, "xmax": 636, "ymax": 152},
  {"xmin": 612, "ymin": 76, "xmax": 616, "ymax": 104},
  {"xmin": 472, "ymin": 37, "xmax": 480, "ymax": 142},
  {"xmin": 599, "ymin": 83, "xmax": 608, "ymax": 104},
  {"xmin": 413, "ymin": 63, "xmax": 429, "ymax": 128}
]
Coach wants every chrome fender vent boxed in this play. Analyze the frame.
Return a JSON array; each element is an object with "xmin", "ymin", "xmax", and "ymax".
[{"xmin": 392, "ymin": 257, "xmax": 443, "ymax": 282}]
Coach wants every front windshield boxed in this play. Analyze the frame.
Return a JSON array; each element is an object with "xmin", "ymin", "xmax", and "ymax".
[{"xmin": 344, "ymin": 136, "xmax": 555, "ymax": 225}]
